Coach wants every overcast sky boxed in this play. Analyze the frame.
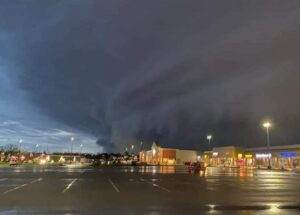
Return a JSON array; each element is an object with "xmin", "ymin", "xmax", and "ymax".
[{"xmin": 1, "ymin": 0, "xmax": 300, "ymax": 152}]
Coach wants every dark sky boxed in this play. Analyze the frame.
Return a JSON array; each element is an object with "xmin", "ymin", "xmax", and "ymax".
[{"xmin": 1, "ymin": 0, "xmax": 300, "ymax": 152}]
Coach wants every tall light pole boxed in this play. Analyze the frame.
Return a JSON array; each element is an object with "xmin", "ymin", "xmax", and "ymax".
[
  {"xmin": 263, "ymin": 121, "xmax": 272, "ymax": 169},
  {"xmin": 140, "ymin": 141, "xmax": 143, "ymax": 151},
  {"xmin": 207, "ymin": 135, "xmax": 212, "ymax": 146},
  {"xmin": 36, "ymin": 144, "xmax": 39, "ymax": 153},
  {"xmin": 80, "ymin": 144, "xmax": 83, "ymax": 157},
  {"xmin": 18, "ymin": 139, "xmax": 23, "ymax": 154},
  {"xmin": 131, "ymin": 145, "xmax": 135, "ymax": 154},
  {"xmin": 70, "ymin": 137, "xmax": 75, "ymax": 154}
]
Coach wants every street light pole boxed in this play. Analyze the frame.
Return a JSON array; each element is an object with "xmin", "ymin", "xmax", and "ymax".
[
  {"xmin": 80, "ymin": 144, "xmax": 83, "ymax": 157},
  {"xmin": 131, "ymin": 145, "xmax": 135, "ymax": 155},
  {"xmin": 18, "ymin": 139, "xmax": 23, "ymax": 155},
  {"xmin": 207, "ymin": 135, "xmax": 212, "ymax": 149},
  {"xmin": 263, "ymin": 122, "xmax": 272, "ymax": 169},
  {"xmin": 70, "ymin": 137, "xmax": 75, "ymax": 154}
]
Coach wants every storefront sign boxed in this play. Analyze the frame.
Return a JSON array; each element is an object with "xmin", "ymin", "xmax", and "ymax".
[
  {"xmin": 212, "ymin": 152, "xmax": 218, "ymax": 157},
  {"xmin": 245, "ymin": 154, "xmax": 253, "ymax": 159},
  {"xmin": 238, "ymin": 153, "xmax": 243, "ymax": 159},
  {"xmin": 280, "ymin": 152, "xmax": 297, "ymax": 158},
  {"xmin": 255, "ymin": 153, "xmax": 271, "ymax": 159}
]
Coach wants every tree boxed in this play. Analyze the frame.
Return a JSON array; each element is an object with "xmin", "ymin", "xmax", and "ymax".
[{"xmin": 0, "ymin": 144, "xmax": 19, "ymax": 155}]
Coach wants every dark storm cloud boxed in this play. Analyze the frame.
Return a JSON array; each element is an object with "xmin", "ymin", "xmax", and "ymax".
[{"xmin": 2, "ymin": 0, "xmax": 300, "ymax": 151}]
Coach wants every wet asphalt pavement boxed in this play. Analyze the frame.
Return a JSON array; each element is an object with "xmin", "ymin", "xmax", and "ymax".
[{"xmin": 0, "ymin": 166, "xmax": 299, "ymax": 214}]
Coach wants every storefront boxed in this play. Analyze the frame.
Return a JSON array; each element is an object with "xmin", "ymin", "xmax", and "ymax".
[
  {"xmin": 244, "ymin": 154, "xmax": 255, "ymax": 167},
  {"xmin": 247, "ymin": 144, "xmax": 300, "ymax": 169},
  {"xmin": 210, "ymin": 146, "xmax": 246, "ymax": 167},
  {"xmin": 253, "ymin": 153, "xmax": 272, "ymax": 168},
  {"xmin": 139, "ymin": 143, "xmax": 198, "ymax": 165},
  {"xmin": 274, "ymin": 152, "xmax": 299, "ymax": 169},
  {"xmin": 235, "ymin": 153, "xmax": 255, "ymax": 167}
]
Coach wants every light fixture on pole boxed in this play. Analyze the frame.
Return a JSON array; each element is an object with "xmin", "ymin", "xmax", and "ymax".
[
  {"xmin": 80, "ymin": 144, "xmax": 83, "ymax": 157},
  {"xmin": 263, "ymin": 121, "xmax": 272, "ymax": 169},
  {"xmin": 207, "ymin": 135, "xmax": 212, "ymax": 145},
  {"xmin": 18, "ymin": 139, "xmax": 23, "ymax": 154},
  {"xmin": 70, "ymin": 137, "xmax": 75, "ymax": 154},
  {"xmin": 36, "ymin": 144, "xmax": 39, "ymax": 153}
]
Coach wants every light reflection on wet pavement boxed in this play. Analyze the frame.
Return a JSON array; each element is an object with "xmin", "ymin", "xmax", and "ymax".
[{"xmin": 0, "ymin": 166, "xmax": 299, "ymax": 214}]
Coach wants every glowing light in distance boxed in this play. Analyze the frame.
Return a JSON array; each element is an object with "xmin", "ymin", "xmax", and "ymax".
[
  {"xmin": 263, "ymin": 122, "xmax": 271, "ymax": 128},
  {"xmin": 256, "ymin": 153, "xmax": 271, "ymax": 159}
]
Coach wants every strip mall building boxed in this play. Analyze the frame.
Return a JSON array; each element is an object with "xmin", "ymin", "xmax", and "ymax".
[
  {"xmin": 139, "ymin": 143, "xmax": 198, "ymax": 165},
  {"xmin": 203, "ymin": 144, "xmax": 300, "ymax": 169},
  {"xmin": 140, "ymin": 143, "xmax": 300, "ymax": 169}
]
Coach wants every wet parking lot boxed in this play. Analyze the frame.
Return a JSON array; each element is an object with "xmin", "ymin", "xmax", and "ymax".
[{"xmin": 0, "ymin": 166, "xmax": 300, "ymax": 214}]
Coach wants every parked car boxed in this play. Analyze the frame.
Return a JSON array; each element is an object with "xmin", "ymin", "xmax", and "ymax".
[
  {"xmin": 9, "ymin": 156, "xmax": 19, "ymax": 167},
  {"xmin": 188, "ymin": 162, "xmax": 206, "ymax": 174}
]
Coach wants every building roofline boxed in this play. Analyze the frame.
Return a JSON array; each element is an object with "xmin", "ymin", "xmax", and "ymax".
[{"xmin": 247, "ymin": 144, "xmax": 300, "ymax": 151}]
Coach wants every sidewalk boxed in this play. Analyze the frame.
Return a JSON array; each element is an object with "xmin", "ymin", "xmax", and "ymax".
[
  {"xmin": 256, "ymin": 166, "xmax": 294, "ymax": 172},
  {"xmin": 210, "ymin": 165, "xmax": 295, "ymax": 172}
]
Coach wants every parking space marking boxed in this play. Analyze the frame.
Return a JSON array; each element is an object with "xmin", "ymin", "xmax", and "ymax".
[
  {"xmin": 62, "ymin": 178, "xmax": 77, "ymax": 193},
  {"xmin": 108, "ymin": 179, "xmax": 120, "ymax": 193},
  {"xmin": 146, "ymin": 181, "xmax": 171, "ymax": 193},
  {"xmin": 0, "ymin": 178, "xmax": 8, "ymax": 182},
  {"xmin": 140, "ymin": 178, "xmax": 171, "ymax": 193},
  {"xmin": 3, "ymin": 178, "xmax": 42, "ymax": 194}
]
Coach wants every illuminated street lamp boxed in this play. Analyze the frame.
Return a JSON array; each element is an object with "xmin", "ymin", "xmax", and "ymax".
[
  {"xmin": 18, "ymin": 139, "xmax": 23, "ymax": 154},
  {"xmin": 140, "ymin": 141, "xmax": 143, "ymax": 150},
  {"xmin": 263, "ymin": 121, "xmax": 272, "ymax": 169},
  {"xmin": 131, "ymin": 145, "xmax": 135, "ymax": 156},
  {"xmin": 70, "ymin": 137, "xmax": 75, "ymax": 154},
  {"xmin": 207, "ymin": 135, "xmax": 212, "ymax": 145}
]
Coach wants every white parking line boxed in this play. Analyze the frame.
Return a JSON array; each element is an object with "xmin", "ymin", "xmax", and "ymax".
[
  {"xmin": 62, "ymin": 178, "xmax": 77, "ymax": 193},
  {"xmin": 148, "ymin": 182, "xmax": 171, "ymax": 192},
  {"xmin": 108, "ymin": 179, "xmax": 120, "ymax": 193},
  {"xmin": 142, "ymin": 179, "xmax": 171, "ymax": 193},
  {"xmin": 0, "ymin": 178, "xmax": 8, "ymax": 182},
  {"xmin": 3, "ymin": 178, "xmax": 42, "ymax": 194}
]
